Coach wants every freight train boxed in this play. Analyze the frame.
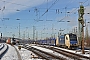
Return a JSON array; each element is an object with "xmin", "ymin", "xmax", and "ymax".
[{"xmin": 36, "ymin": 33, "xmax": 79, "ymax": 49}]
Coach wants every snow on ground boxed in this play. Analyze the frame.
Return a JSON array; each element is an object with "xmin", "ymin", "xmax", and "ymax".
[
  {"xmin": 32, "ymin": 44, "xmax": 90, "ymax": 60},
  {"xmin": 32, "ymin": 45, "xmax": 74, "ymax": 60},
  {"xmin": 42, "ymin": 45, "xmax": 90, "ymax": 58},
  {"xmin": 14, "ymin": 45, "xmax": 39, "ymax": 60},
  {"xmin": 1, "ymin": 44, "xmax": 18, "ymax": 60},
  {"xmin": 0, "ymin": 43, "xmax": 3, "ymax": 49},
  {"xmin": 1, "ymin": 43, "xmax": 90, "ymax": 60},
  {"xmin": 1, "ymin": 44, "xmax": 40, "ymax": 60},
  {"xmin": 54, "ymin": 46, "xmax": 90, "ymax": 57},
  {"xmin": 0, "ymin": 44, "xmax": 2, "ymax": 47},
  {"xmin": 0, "ymin": 44, "xmax": 8, "ymax": 56}
]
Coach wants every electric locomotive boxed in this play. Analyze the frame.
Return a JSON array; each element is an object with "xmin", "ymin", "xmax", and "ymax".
[
  {"xmin": 56, "ymin": 33, "xmax": 78, "ymax": 49},
  {"xmin": 36, "ymin": 33, "xmax": 78, "ymax": 49}
]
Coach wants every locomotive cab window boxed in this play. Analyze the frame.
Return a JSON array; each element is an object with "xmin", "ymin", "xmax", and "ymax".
[
  {"xmin": 69, "ymin": 34, "xmax": 77, "ymax": 41},
  {"xmin": 66, "ymin": 36, "xmax": 68, "ymax": 40}
]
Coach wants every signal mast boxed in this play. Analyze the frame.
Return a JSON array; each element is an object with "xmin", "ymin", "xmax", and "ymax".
[{"xmin": 78, "ymin": 3, "xmax": 85, "ymax": 54}]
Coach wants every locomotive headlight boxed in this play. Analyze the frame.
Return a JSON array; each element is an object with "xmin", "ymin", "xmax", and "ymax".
[
  {"xmin": 75, "ymin": 43, "xmax": 78, "ymax": 45},
  {"xmin": 75, "ymin": 43, "xmax": 78, "ymax": 46}
]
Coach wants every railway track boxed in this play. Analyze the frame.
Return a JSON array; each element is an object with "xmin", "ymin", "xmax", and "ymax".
[
  {"xmin": 13, "ymin": 45, "xmax": 22, "ymax": 60},
  {"xmin": 0, "ymin": 44, "xmax": 4, "ymax": 50},
  {"xmin": 23, "ymin": 45, "xmax": 66, "ymax": 60},
  {"xmin": 0, "ymin": 44, "xmax": 8, "ymax": 59},
  {"xmin": 39, "ymin": 45, "xmax": 90, "ymax": 60}
]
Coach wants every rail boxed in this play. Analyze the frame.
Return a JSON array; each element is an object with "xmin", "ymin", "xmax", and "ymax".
[
  {"xmin": 39, "ymin": 45, "xmax": 90, "ymax": 60},
  {"xmin": 0, "ymin": 44, "xmax": 8, "ymax": 59},
  {"xmin": 13, "ymin": 45, "xmax": 22, "ymax": 60},
  {"xmin": 23, "ymin": 45, "xmax": 66, "ymax": 60},
  {"xmin": 0, "ymin": 44, "xmax": 4, "ymax": 50}
]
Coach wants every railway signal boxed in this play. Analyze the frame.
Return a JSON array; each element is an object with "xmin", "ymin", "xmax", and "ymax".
[
  {"xmin": 1, "ymin": 33, "xmax": 2, "ymax": 38},
  {"xmin": 78, "ymin": 4, "xmax": 85, "ymax": 54}
]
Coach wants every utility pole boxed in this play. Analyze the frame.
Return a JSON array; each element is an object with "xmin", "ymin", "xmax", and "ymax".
[
  {"xmin": 41, "ymin": 31, "xmax": 42, "ymax": 40},
  {"xmin": 33, "ymin": 26, "xmax": 35, "ymax": 41},
  {"xmin": 59, "ymin": 28, "xmax": 64, "ymax": 36},
  {"xmin": 23, "ymin": 31, "xmax": 25, "ymax": 39},
  {"xmin": 19, "ymin": 23, "xmax": 20, "ymax": 38},
  {"xmin": 85, "ymin": 24, "xmax": 89, "ymax": 46},
  {"xmin": 78, "ymin": 3, "xmax": 85, "ymax": 54},
  {"xmin": 36, "ymin": 31, "xmax": 38, "ymax": 40},
  {"xmin": 26, "ymin": 27, "xmax": 28, "ymax": 39},
  {"xmin": 52, "ymin": 24, "xmax": 54, "ymax": 38}
]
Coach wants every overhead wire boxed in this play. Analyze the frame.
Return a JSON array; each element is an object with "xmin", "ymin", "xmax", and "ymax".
[
  {"xmin": 0, "ymin": 0, "xmax": 79, "ymax": 22},
  {"xmin": 39, "ymin": 0, "xmax": 59, "ymax": 19},
  {"xmin": 0, "ymin": 0, "xmax": 78, "ymax": 14},
  {"xmin": 0, "ymin": 0, "xmax": 89, "ymax": 21},
  {"xmin": 0, "ymin": 0, "xmax": 90, "ymax": 38},
  {"xmin": 83, "ymin": 0, "xmax": 89, "ymax": 4},
  {"xmin": 1, "ymin": 0, "xmax": 31, "ymax": 8},
  {"xmin": 58, "ymin": 0, "xmax": 77, "ymax": 22},
  {"xmin": 0, "ymin": 0, "xmax": 37, "ymax": 13}
]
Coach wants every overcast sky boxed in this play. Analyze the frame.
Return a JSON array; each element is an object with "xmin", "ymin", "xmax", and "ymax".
[{"xmin": 0, "ymin": 0, "xmax": 90, "ymax": 39}]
